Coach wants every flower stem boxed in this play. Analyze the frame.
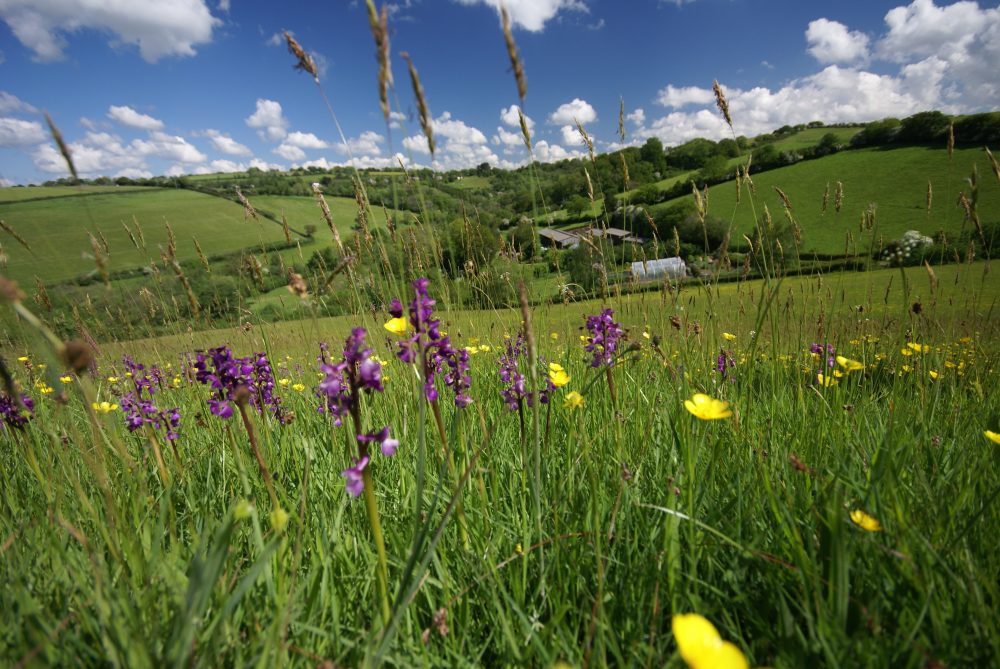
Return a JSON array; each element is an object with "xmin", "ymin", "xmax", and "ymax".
[
  {"xmin": 361, "ymin": 467, "xmax": 392, "ymax": 625},
  {"xmin": 236, "ymin": 401, "xmax": 278, "ymax": 507}
]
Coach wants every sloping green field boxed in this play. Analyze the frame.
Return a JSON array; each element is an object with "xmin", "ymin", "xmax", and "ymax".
[
  {"xmin": 249, "ymin": 195, "xmax": 410, "ymax": 235},
  {"xmin": 0, "ymin": 188, "xmax": 291, "ymax": 284},
  {"xmin": 0, "ymin": 184, "xmax": 161, "ymax": 203},
  {"xmin": 0, "ymin": 189, "xmax": 399, "ymax": 285},
  {"xmin": 663, "ymin": 145, "xmax": 998, "ymax": 255}
]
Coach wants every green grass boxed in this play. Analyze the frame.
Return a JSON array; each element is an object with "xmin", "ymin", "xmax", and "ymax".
[
  {"xmin": 2, "ymin": 258, "xmax": 998, "ymax": 667},
  {"xmin": 248, "ymin": 195, "xmax": 410, "ymax": 236},
  {"xmin": 766, "ymin": 125, "xmax": 862, "ymax": 152},
  {"xmin": 0, "ymin": 188, "xmax": 293, "ymax": 285},
  {"xmin": 0, "ymin": 184, "xmax": 161, "ymax": 203},
  {"xmin": 659, "ymin": 145, "xmax": 998, "ymax": 255}
]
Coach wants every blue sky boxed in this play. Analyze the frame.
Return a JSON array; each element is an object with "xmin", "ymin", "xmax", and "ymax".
[{"xmin": 0, "ymin": 0, "xmax": 998, "ymax": 184}]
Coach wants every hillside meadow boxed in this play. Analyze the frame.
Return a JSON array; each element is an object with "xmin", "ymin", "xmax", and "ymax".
[{"xmin": 1, "ymin": 253, "xmax": 998, "ymax": 666}]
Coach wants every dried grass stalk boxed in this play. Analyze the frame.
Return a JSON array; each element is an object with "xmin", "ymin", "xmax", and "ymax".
[
  {"xmin": 193, "ymin": 237, "xmax": 211, "ymax": 272},
  {"xmin": 985, "ymin": 146, "xmax": 1000, "ymax": 185},
  {"xmin": 284, "ymin": 31, "xmax": 319, "ymax": 81},
  {"xmin": 280, "ymin": 213, "xmax": 292, "ymax": 244},
  {"xmin": 44, "ymin": 113, "xmax": 78, "ymax": 183},
  {"xmin": 235, "ymin": 186, "xmax": 259, "ymax": 222},
  {"xmin": 926, "ymin": 180, "xmax": 933, "ymax": 215},
  {"xmin": 575, "ymin": 119, "xmax": 595, "ymax": 164},
  {"xmin": 0, "ymin": 218, "xmax": 31, "ymax": 252},
  {"xmin": 170, "ymin": 260, "xmax": 200, "ymax": 316},
  {"xmin": 773, "ymin": 186, "xmax": 792, "ymax": 211},
  {"xmin": 713, "ymin": 80, "xmax": 732, "ymax": 129},
  {"xmin": 366, "ymin": 0, "xmax": 393, "ymax": 121},
  {"xmin": 88, "ymin": 233, "xmax": 109, "ymax": 286},
  {"xmin": 401, "ymin": 51, "xmax": 435, "ymax": 157},
  {"xmin": 312, "ymin": 183, "xmax": 344, "ymax": 253},
  {"xmin": 834, "ymin": 181, "xmax": 844, "ymax": 213},
  {"xmin": 618, "ymin": 97, "xmax": 625, "ymax": 143},
  {"xmin": 947, "ymin": 122, "xmax": 954, "ymax": 158},
  {"xmin": 518, "ymin": 108, "xmax": 532, "ymax": 152},
  {"xmin": 501, "ymin": 6, "xmax": 527, "ymax": 102},
  {"xmin": 822, "ymin": 182, "xmax": 830, "ymax": 214},
  {"xmin": 584, "ymin": 167, "xmax": 594, "ymax": 202}
]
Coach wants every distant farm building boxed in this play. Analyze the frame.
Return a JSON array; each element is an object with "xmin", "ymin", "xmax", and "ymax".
[
  {"xmin": 538, "ymin": 226, "xmax": 646, "ymax": 250},
  {"xmin": 629, "ymin": 257, "xmax": 688, "ymax": 281}
]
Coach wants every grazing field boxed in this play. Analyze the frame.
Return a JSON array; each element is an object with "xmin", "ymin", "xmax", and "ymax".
[
  {"xmin": 671, "ymin": 145, "xmax": 997, "ymax": 256},
  {"xmin": 0, "ymin": 188, "xmax": 294, "ymax": 284},
  {"xmin": 249, "ymin": 195, "xmax": 409, "ymax": 235},
  {"xmin": 2, "ymin": 258, "xmax": 998, "ymax": 667}
]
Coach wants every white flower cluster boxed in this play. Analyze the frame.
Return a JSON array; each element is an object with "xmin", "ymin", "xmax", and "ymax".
[{"xmin": 882, "ymin": 229, "xmax": 933, "ymax": 263}]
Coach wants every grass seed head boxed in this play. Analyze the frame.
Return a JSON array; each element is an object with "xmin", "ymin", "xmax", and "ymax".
[
  {"xmin": 713, "ymin": 80, "xmax": 733, "ymax": 128},
  {"xmin": 501, "ymin": 6, "xmax": 527, "ymax": 103},
  {"xmin": 283, "ymin": 31, "xmax": 319, "ymax": 81},
  {"xmin": 44, "ymin": 112, "xmax": 78, "ymax": 183},
  {"xmin": 401, "ymin": 51, "xmax": 435, "ymax": 157},
  {"xmin": 366, "ymin": 0, "xmax": 393, "ymax": 121}
]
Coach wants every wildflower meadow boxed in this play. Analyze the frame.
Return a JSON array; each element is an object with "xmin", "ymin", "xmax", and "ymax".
[{"xmin": 2, "ymin": 5, "xmax": 1000, "ymax": 668}]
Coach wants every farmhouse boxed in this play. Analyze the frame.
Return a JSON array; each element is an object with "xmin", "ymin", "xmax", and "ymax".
[{"xmin": 538, "ymin": 226, "xmax": 646, "ymax": 250}]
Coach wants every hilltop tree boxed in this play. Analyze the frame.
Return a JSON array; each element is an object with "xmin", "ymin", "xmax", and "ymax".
[{"xmin": 639, "ymin": 137, "xmax": 667, "ymax": 174}]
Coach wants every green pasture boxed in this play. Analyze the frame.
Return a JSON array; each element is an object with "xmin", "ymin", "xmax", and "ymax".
[
  {"xmin": 0, "ymin": 184, "xmax": 161, "ymax": 203},
  {"xmin": 0, "ymin": 188, "xmax": 295, "ymax": 285},
  {"xmin": 659, "ymin": 145, "xmax": 998, "ymax": 255}
]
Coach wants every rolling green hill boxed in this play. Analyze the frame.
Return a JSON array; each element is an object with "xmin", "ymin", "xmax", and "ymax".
[
  {"xmin": 0, "ymin": 188, "xmax": 296, "ymax": 284},
  {"xmin": 653, "ymin": 145, "xmax": 998, "ymax": 256},
  {"xmin": 248, "ymin": 195, "xmax": 409, "ymax": 235}
]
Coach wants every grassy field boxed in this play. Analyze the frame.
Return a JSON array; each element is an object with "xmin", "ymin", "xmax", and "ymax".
[
  {"xmin": 2, "ymin": 257, "xmax": 998, "ymax": 667},
  {"xmin": 0, "ymin": 184, "xmax": 162, "ymax": 203},
  {"xmin": 0, "ymin": 188, "xmax": 295, "ymax": 284},
  {"xmin": 767, "ymin": 126, "xmax": 862, "ymax": 152},
  {"xmin": 249, "ymin": 195, "xmax": 410, "ymax": 236},
  {"xmin": 659, "ymin": 145, "xmax": 997, "ymax": 256},
  {"xmin": 0, "ymin": 188, "xmax": 404, "ymax": 286}
]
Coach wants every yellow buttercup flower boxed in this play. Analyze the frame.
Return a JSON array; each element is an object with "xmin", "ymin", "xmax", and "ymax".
[
  {"xmin": 292, "ymin": 383, "xmax": 306, "ymax": 392},
  {"xmin": 816, "ymin": 373, "xmax": 838, "ymax": 387},
  {"xmin": 563, "ymin": 390, "xmax": 584, "ymax": 410},
  {"xmin": 59, "ymin": 375, "xmax": 73, "ymax": 384},
  {"xmin": 549, "ymin": 368, "xmax": 570, "ymax": 388},
  {"xmin": 722, "ymin": 332, "xmax": 737, "ymax": 341},
  {"xmin": 17, "ymin": 356, "xmax": 29, "ymax": 362},
  {"xmin": 383, "ymin": 317, "xmax": 408, "ymax": 336},
  {"xmin": 91, "ymin": 401, "xmax": 119, "ymax": 414},
  {"xmin": 106, "ymin": 376, "xmax": 119, "ymax": 383},
  {"xmin": 900, "ymin": 348, "xmax": 913, "ymax": 357},
  {"xmin": 984, "ymin": 430, "xmax": 1000, "ymax": 445},
  {"xmin": 479, "ymin": 345, "xmax": 491, "ymax": 353},
  {"xmin": 850, "ymin": 509, "xmax": 882, "ymax": 532},
  {"xmin": 928, "ymin": 370, "xmax": 939, "ymax": 380},
  {"xmin": 907, "ymin": 342, "xmax": 930, "ymax": 353},
  {"xmin": 684, "ymin": 393, "xmax": 732, "ymax": 420},
  {"xmin": 672, "ymin": 613, "xmax": 749, "ymax": 669},
  {"xmin": 836, "ymin": 355, "xmax": 864, "ymax": 372},
  {"xmin": 550, "ymin": 332, "xmax": 559, "ymax": 340},
  {"xmin": 278, "ymin": 378, "xmax": 291, "ymax": 386}
]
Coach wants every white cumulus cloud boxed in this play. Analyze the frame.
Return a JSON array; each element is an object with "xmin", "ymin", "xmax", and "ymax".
[
  {"xmin": 133, "ymin": 131, "xmax": 207, "ymax": 163},
  {"xmin": 806, "ymin": 18, "xmax": 870, "ymax": 64},
  {"xmin": 0, "ymin": 91, "xmax": 37, "ymax": 114},
  {"xmin": 273, "ymin": 143, "xmax": 305, "ymax": 161},
  {"xmin": 0, "ymin": 117, "xmax": 47, "ymax": 147},
  {"xmin": 548, "ymin": 98, "xmax": 597, "ymax": 125},
  {"xmin": 285, "ymin": 131, "xmax": 330, "ymax": 149},
  {"xmin": 245, "ymin": 99, "xmax": 288, "ymax": 141},
  {"xmin": 452, "ymin": 0, "xmax": 587, "ymax": 32},
  {"xmin": 201, "ymin": 129, "xmax": 251, "ymax": 156},
  {"xmin": 107, "ymin": 105, "xmax": 164, "ymax": 130},
  {"xmin": 0, "ymin": 0, "xmax": 221, "ymax": 62},
  {"xmin": 655, "ymin": 85, "xmax": 715, "ymax": 109}
]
